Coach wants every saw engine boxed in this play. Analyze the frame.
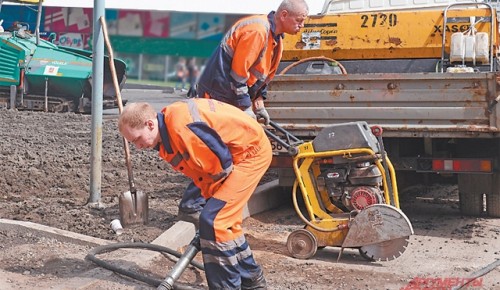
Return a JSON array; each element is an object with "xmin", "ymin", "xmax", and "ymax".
[
  {"xmin": 317, "ymin": 161, "xmax": 384, "ymax": 211},
  {"xmin": 265, "ymin": 121, "xmax": 414, "ymax": 261}
]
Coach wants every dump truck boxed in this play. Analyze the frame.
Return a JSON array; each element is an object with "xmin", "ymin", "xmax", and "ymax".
[
  {"xmin": 0, "ymin": 0, "xmax": 126, "ymax": 113},
  {"xmin": 266, "ymin": 0, "xmax": 500, "ymax": 217}
]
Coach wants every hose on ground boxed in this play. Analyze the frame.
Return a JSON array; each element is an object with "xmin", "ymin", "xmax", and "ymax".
[
  {"xmin": 451, "ymin": 259, "xmax": 500, "ymax": 290},
  {"xmin": 86, "ymin": 242, "xmax": 204, "ymax": 290}
]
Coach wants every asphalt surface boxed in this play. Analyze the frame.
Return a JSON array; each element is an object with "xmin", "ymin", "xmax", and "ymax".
[{"xmin": 104, "ymin": 86, "xmax": 188, "ymax": 116}]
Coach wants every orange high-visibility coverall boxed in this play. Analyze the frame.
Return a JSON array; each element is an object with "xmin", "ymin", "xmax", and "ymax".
[
  {"xmin": 182, "ymin": 12, "xmax": 283, "ymax": 218},
  {"xmin": 156, "ymin": 98, "xmax": 272, "ymax": 289}
]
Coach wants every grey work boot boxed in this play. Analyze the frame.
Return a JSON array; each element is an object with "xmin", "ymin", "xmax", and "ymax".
[
  {"xmin": 241, "ymin": 270, "xmax": 267, "ymax": 290},
  {"xmin": 176, "ymin": 210, "xmax": 200, "ymax": 230}
]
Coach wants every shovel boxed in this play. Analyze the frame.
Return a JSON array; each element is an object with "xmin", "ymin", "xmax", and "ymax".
[{"xmin": 100, "ymin": 16, "xmax": 148, "ymax": 226}]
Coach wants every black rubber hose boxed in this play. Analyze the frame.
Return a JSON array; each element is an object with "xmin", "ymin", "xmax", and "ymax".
[{"xmin": 86, "ymin": 242, "xmax": 204, "ymax": 290}]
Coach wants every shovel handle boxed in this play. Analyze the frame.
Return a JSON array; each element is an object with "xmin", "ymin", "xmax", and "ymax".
[
  {"xmin": 100, "ymin": 17, "xmax": 123, "ymax": 114},
  {"xmin": 100, "ymin": 16, "xmax": 136, "ymax": 192}
]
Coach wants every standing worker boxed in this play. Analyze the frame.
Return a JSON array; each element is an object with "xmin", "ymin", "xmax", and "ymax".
[
  {"xmin": 182, "ymin": 0, "xmax": 309, "ymax": 223},
  {"xmin": 118, "ymin": 100, "xmax": 272, "ymax": 289},
  {"xmin": 196, "ymin": 0, "xmax": 309, "ymax": 125}
]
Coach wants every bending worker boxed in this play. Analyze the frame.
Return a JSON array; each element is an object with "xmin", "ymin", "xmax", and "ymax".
[
  {"xmin": 183, "ymin": 0, "xmax": 309, "ymax": 221},
  {"xmin": 118, "ymin": 100, "xmax": 272, "ymax": 289}
]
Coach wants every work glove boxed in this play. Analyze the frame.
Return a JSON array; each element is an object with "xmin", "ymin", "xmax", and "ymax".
[
  {"xmin": 243, "ymin": 106, "xmax": 257, "ymax": 119},
  {"xmin": 255, "ymin": 106, "xmax": 270, "ymax": 125}
]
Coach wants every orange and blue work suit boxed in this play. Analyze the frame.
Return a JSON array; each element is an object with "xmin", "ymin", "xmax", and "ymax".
[
  {"xmin": 156, "ymin": 98, "xmax": 272, "ymax": 289},
  {"xmin": 196, "ymin": 11, "xmax": 283, "ymax": 109}
]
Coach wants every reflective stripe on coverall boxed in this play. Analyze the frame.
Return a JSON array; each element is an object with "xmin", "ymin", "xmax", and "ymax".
[
  {"xmin": 197, "ymin": 12, "xmax": 283, "ymax": 109},
  {"xmin": 156, "ymin": 98, "xmax": 272, "ymax": 289}
]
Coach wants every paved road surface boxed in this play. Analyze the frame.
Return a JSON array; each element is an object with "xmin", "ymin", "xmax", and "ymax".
[{"xmin": 104, "ymin": 87, "xmax": 188, "ymax": 116}]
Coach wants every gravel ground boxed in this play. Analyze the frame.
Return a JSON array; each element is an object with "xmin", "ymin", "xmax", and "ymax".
[{"xmin": 0, "ymin": 109, "xmax": 499, "ymax": 289}]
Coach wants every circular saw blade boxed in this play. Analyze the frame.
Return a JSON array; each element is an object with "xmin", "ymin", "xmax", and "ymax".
[{"xmin": 359, "ymin": 236, "xmax": 410, "ymax": 261}]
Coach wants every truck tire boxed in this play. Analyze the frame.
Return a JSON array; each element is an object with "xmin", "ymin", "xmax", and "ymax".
[
  {"xmin": 458, "ymin": 174, "xmax": 489, "ymax": 216},
  {"xmin": 486, "ymin": 194, "xmax": 500, "ymax": 217},
  {"xmin": 458, "ymin": 191, "xmax": 484, "ymax": 216}
]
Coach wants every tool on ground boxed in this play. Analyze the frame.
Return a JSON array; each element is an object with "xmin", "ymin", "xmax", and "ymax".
[
  {"xmin": 265, "ymin": 121, "xmax": 414, "ymax": 261},
  {"xmin": 100, "ymin": 16, "xmax": 148, "ymax": 226},
  {"xmin": 451, "ymin": 258, "xmax": 500, "ymax": 290},
  {"xmin": 157, "ymin": 233, "xmax": 202, "ymax": 290}
]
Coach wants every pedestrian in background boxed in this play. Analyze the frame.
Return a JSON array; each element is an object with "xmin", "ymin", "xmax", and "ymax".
[
  {"xmin": 187, "ymin": 57, "xmax": 199, "ymax": 90},
  {"xmin": 118, "ymin": 100, "xmax": 272, "ymax": 289},
  {"xmin": 174, "ymin": 57, "xmax": 187, "ymax": 91}
]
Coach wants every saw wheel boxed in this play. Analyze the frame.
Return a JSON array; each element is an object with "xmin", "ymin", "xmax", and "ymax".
[
  {"xmin": 358, "ymin": 236, "xmax": 410, "ymax": 261},
  {"xmin": 286, "ymin": 229, "xmax": 318, "ymax": 259}
]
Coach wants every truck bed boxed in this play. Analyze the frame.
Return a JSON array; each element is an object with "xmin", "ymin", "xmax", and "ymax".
[{"xmin": 266, "ymin": 72, "xmax": 500, "ymax": 138}]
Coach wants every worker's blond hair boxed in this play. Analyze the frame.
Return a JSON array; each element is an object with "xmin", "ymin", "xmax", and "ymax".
[
  {"xmin": 277, "ymin": 0, "xmax": 309, "ymax": 15},
  {"xmin": 118, "ymin": 102, "xmax": 156, "ymax": 133}
]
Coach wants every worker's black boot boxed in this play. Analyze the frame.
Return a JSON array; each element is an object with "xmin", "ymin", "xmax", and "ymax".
[
  {"xmin": 241, "ymin": 270, "xmax": 267, "ymax": 290},
  {"xmin": 177, "ymin": 210, "xmax": 200, "ymax": 230}
]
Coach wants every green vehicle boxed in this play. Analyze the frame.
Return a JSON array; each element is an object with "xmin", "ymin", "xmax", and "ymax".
[{"xmin": 0, "ymin": 0, "xmax": 127, "ymax": 113}]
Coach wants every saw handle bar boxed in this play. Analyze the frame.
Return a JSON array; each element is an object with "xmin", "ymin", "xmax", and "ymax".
[
  {"xmin": 264, "ymin": 121, "xmax": 303, "ymax": 156},
  {"xmin": 265, "ymin": 122, "xmax": 387, "ymax": 157}
]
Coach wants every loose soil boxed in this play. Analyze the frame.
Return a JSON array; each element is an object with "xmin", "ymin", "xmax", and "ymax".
[{"xmin": 0, "ymin": 110, "xmax": 499, "ymax": 289}]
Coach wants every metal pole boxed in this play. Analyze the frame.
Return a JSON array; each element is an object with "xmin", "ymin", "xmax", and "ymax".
[
  {"xmin": 89, "ymin": 0, "xmax": 105, "ymax": 204},
  {"xmin": 44, "ymin": 77, "xmax": 48, "ymax": 112},
  {"xmin": 35, "ymin": 0, "xmax": 42, "ymax": 45},
  {"xmin": 9, "ymin": 85, "xmax": 16, "ymax": 109},
  {"xmin": 164, "ymin": 56, "xmax": 170, "ymax": 82},
  {"xmin": 138, "ymin": 53, "xmax": 143, "ymax": 80}
]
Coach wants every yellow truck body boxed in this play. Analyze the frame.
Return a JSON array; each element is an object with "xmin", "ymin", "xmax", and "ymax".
[{"xmin": 282, "ymin": 7, "xmax": 496, "ymax": 62}]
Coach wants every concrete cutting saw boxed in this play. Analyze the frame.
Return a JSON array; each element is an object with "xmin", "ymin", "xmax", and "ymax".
[{"xmin": 265, "ymin": 121, "xmax": 414, "ymax": 261}]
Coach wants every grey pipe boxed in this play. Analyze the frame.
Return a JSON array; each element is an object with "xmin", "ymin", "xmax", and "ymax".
[{"xmin": 157, "ymin": 233, "xmax": 201, "ymax": 290}]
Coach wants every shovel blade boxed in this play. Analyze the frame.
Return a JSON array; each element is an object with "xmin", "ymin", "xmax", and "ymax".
[{"xmin": 119, "ymin": 190, "xmax": 149, "ymax": 227}]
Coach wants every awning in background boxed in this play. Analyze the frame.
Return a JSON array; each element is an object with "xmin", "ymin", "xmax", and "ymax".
[{"xmin": 41, "ymin": 0, "xmax": 322, "ymax": 15}]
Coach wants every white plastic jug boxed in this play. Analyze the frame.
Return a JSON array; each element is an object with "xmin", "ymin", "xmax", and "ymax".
[
  {"xmin": 475, "ymin": 32, "xmax": 489, "ymax": 64},
  {"xmin": 464, "ymin": 35, "xmax": 476, "ymax": 62},
  {"xmin": 450, "ymin": 32, "xmax": 464, "ymax": 63}
]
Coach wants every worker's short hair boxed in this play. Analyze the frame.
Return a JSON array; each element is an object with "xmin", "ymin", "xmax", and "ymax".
[{"xmin": 118, "ymin": 102, "xmax": 156, "ymax": 131}]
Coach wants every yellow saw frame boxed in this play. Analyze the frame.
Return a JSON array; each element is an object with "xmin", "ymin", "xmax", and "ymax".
[{"xmin": 266, "ymin": 121, "xmax": 414, "ymax": 261}]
